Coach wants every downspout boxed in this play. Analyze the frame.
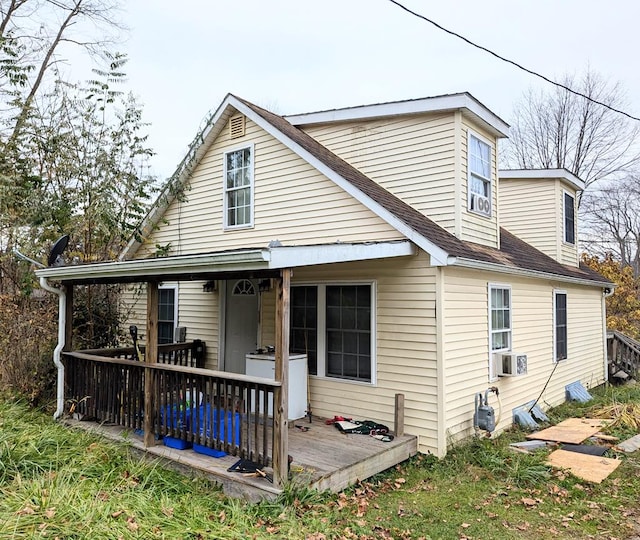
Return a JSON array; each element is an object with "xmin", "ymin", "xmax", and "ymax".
[
  {"xmin": 602, "ymin": 286, "xmax": 614, "ymax": 383},
  {"xmin": 39, "ymin": 277, "xmax": 66, "ymax": 420}
]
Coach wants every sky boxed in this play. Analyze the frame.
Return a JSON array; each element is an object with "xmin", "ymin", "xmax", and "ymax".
[{"xmin": 106, "ymin": 0, "xmax": 640, "ymax": 181}]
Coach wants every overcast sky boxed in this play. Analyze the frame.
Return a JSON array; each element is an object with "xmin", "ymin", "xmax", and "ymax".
[{"xmin": 113, "ymin": 0, "xmax": 640, "ymax": 180}]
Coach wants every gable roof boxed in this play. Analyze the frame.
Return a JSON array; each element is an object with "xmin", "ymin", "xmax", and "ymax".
[{"xmin": 119, "ymin": 94, "xmax": 610, "ymax": 288}]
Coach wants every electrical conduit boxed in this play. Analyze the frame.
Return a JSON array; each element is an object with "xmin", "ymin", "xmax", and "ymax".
[{"xmin": 39, "ymin": 277, "xmax": 65, "ymax": 420}]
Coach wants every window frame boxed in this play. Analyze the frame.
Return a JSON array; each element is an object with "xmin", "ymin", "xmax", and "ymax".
[
  {"xmin": 290, "ymin": 281, "xmax": 376, "ymax": 385},
  {"xmin": 158, "ymin": 283, "xmax": 178, "ymax": 344},
  {"xmin": 563, "ymin": 191, "xmax": 576, "ymax": 245},
  {"xmin": 467, "ymin": 131, "xmax": 493, "ymax": 218},
  {"xmin": 488, "ymin": 283, "xmax": 512, "ymax": 381},
  {"xmin": 553, "ymin": 290, "xmax": 568, "ymax": 362},
  {"xmin": 223, "ymin": 143, "xmax": 254, "ymax": 230}
]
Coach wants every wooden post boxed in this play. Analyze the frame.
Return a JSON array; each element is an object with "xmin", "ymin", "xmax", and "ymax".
[
  {"xmin": 394, "ymin": 393, "xmax": 405, "ymax": 437},
  {"xmin": 144, "ymin": 281, "xmax": 159, "ymax": 448},
  {"xmin": 63, "ymin": 283, "xmax": 73, "ymax": 352},
  {"xmin": 272, "ymin": 268, "xmax": 291, "ymax": 488}
]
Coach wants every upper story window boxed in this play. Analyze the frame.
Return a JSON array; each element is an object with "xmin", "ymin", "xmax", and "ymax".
[
  {"xmin": 468, "ymin": 133, "xmax": 492, "ymax": 217},
  {"xmin": 564, "ymin": 192, "xmax": 575, "ymax": 244},
  {"xmin": 224, "ymin": 145, "xmax": 254, "ymax": 229}
]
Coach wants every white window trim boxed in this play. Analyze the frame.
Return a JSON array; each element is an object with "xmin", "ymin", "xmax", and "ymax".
[
  {"xmin": 562, "ymin": 190, "xmax": 576, "ymax": 245},
  {"xmin": 467, "ymin": 130, "xmax": 493, "ymax": 218},
  {"xmin": 488, "ymin": 282, "xmax": 511, "ymax": 381},
  {"xmin": 223, "ymin": 143, "xmax": 255, "ymax": 230},
  {"xmin": 158, "ymin": 283, "xmax": 179, "ymax": 343},
  {"xmin": 553, "ymin": 289, "xmax": 568, "ymax": 363},
  {"xmin": 294, "ymin": 281, "xmax": 377, "ymax": 386}
]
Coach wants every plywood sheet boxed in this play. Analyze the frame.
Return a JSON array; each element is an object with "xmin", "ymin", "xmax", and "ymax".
[
  {"xmin": 546, "ymin": 449, "xmax": 621, "ymax": 483},
  {"xmin": 526, "ymin": 418, "xmax": 610, "ymax": 444}
]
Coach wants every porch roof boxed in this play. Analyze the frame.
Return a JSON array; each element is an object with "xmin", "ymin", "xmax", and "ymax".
[{"xmin": 34, "ymin": 240, "xmax": 415, "ymax": 284}]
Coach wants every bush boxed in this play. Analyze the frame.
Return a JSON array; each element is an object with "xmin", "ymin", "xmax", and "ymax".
[{"xmin": 0, "ymin": 293, "xmax": 58, "ymax": 406}]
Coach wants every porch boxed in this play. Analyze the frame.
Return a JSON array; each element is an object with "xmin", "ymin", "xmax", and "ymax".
[{"xmin": 62, "ymin": 342, "xmax": 417, "ymax": 500}]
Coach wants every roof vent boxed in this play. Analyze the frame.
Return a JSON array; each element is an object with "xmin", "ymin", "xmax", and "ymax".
[{"xmin": 229, "ymin": 114, "xmax": 245, "ymax": 139}]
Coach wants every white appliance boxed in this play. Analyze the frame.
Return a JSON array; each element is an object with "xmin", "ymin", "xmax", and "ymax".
[{"xmin": 245, "ymin": 353, "xmax": 308, "ymax": 420}]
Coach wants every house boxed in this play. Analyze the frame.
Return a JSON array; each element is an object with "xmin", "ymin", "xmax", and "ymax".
[{"xmin": 35, "ymin": 92, "xmax": 612, "ymax": 496}]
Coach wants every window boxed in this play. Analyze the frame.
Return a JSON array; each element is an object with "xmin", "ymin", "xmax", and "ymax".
[
  {"xmin": 290, "ymin": 283, "xmax": 374, "ymax": 383},
  {"xmin": 564, "ymin": 192, "xmax": 575, "ymax": 244},
  {"xmin": 468, "ymin": 133, "xmax": 492, "ymax": 217},
  {"xmin": 158, "ymin": 285, "xmax": 178, "ymax": 344},
  {"xmin": 224, "ymin": 145, "xmax": 253, "ymax": 228},
  {"xmin": 554, "ymin": 291, "xmax": 567, "ymax": 361},
  {"xmin": 489, "ymin": 284, "xmax": 511, "ymax": 352},
  {"xmin": 290, "ymin": 286, "xmax": 318, "ymax": 375}
]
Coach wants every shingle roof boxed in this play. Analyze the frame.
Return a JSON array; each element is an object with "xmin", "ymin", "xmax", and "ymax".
[{"xmin": 236, "ymin": 96, "xmax": 610, "ymax": 287}]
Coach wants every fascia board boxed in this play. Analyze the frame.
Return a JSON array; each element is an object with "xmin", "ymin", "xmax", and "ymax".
[
  {"xmin": 36, "ymin": 250, "xmax": 271, "ymax": 282},
  {"xmin": 230, "ymin": 97, "xmax": 451, "ymax": 266},
  {"xmin": 451, "ymin": 256, "xmax": 613, "ymax": 288},
  {"xmin": 285, "ymin": 93, "xmax": 509, "ymax": 138},
  {"xmin": 499, "ymin": 168, "xmax": 585, "ymax": 191},
  {"xmin": 268, "ymin": 241, "xmax": 415, "ymax": 268}
]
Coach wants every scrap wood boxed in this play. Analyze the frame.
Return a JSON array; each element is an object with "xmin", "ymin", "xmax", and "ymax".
[
  {"xmin": 593, "ymin": 432, "xmax": 619, "ymax": 442},
  {"xmin": 546, "ymin": 449, "xmax": 621, "ymax": 483},
  {"xmin": 527, "ymin": 418, "xmax": 610, "ymax": 444}
]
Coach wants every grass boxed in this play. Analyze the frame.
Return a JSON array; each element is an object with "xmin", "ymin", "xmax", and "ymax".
[{"xmin": 0, "ymin": 384, "xmax": 639, "ymax": 539}]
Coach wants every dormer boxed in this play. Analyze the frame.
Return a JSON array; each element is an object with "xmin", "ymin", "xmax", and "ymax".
[
  {"xmin": 286, "ymin": 93, "xmax": 509, "ymax": 249},
  {"xmin": 498, "ymin": 169, "xmax": 584, "ymax": 267}
]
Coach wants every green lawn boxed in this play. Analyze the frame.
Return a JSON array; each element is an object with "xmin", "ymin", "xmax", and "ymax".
[{"xmin": 1, "ymin": 384, "xmax": 640, "ymax": 539}]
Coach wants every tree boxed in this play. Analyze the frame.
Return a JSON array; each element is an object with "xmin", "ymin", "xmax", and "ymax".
[
  {"xmin": 583, "ymin": 253, "xmax": 640, "ymax": 339},
  {"xmin": 504, "ymin": 70, "xmax": 640, "ymax": 190},
  {"xmin": 580, "ymin": 178, "xmax": 640, "ymax": 278}
]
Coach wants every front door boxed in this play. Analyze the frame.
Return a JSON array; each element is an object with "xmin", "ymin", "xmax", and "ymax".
[{"xmin": 224, "ymin": 279, "xmax": 258, "ymax": 373}]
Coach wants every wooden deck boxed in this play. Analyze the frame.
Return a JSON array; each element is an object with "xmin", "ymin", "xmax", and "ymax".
[{"xmin": 64, "ymin": 417, "xmax": 418, "ymax": 501}]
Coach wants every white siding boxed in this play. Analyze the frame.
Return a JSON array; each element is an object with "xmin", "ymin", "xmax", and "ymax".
[
  {"xmin": 558, "ymin": 182, "xmax": 580, "ymax": 267},
  {"xmin": 500, "ymin": 178, "xmax": 557, "ymax": 258},
  {"xmin": 262, "ymin": 253, "xmax": 440, "ymax": 454},
  {"xmin": 302, "ymin": 114, "xmax": 458, "ymax": 235},
  {"xmin": 136, "ymin": 117, "xmax": 402, "ymax": 258},
  {"xmin": 442, "ymin": 267, "xmax": 605, "ymax": 445}
]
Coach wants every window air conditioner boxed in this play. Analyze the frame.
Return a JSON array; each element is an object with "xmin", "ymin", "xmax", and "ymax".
[
  {"xmin": 470, "ymin": 193, "xmax": 491, "ymax": 216},
  {"xmin": 498, "ymin": 352, "xmax": 527, "ymax": 377}
]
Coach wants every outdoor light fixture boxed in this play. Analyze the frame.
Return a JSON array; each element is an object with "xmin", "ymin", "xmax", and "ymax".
[
  {"xmin": 258, "ymin": 279, "xmax": 271, "ymax": 293},
  {"xmin": 202, "ymin": 280, "xmax": 217, "ymax": 293}
]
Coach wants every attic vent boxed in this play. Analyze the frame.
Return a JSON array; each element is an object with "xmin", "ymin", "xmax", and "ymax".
[{"xmin": 229, "ymin": 114, "xmax": 245, "ymax": 139}]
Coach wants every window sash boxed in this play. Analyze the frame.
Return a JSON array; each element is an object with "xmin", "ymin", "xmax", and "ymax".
[
  {"xmin": 224, "ymin": 147, "xmax": 253, "ymax": 227},
  {"xmin": 290, "ymin": 284, "xmax": 373, "ymax": 383},
  {"xmin": 564, "ymin": 193, "xmax": 575, "ymax": 244},
  {"xmin": 554, "ymin": 292, "xmax": 567, "ymax": 361},
  {"xmin": 489, "ymin": 286, "xmax": 511, "ymax": 351}
]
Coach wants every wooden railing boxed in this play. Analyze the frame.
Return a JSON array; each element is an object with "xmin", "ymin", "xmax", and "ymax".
[
  {"xmin": 81, "ymin": 340, "xmax": 206, "ymax": 368},
  {"xmin": 607, "ymin": 330, "xmax": 640, "ymax": 379},
  {"xmin": 63, "ymin": 349, "xmax": 279, "ymax": 467}
]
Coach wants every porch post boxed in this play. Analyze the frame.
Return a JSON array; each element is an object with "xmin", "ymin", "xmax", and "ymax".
[
  {"xmin": 273, "ymin": 268, "xmax": 291, "ymax": 488},
  {"xmin": 144, "ymin": 281, "xmax": 159, "ymax": 448},
  {"xmin": 63, "ymin": 283, "xmax": 73, "ymax": 352}
]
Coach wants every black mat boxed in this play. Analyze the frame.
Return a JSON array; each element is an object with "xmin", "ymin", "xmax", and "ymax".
[{"xmin": 561, "ymin": 444, "xmax": 608, "ymax": 456}]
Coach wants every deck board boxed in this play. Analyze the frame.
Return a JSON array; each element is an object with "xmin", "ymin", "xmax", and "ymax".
[{"xmin": 64, "ymin": 417, "xmax": 417, "ymax": 500}]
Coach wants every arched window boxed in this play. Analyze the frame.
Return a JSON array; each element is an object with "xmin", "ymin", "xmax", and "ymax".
[{"xmin": 232, "ymin": 279, "xmax": 256, "ymax": 296}]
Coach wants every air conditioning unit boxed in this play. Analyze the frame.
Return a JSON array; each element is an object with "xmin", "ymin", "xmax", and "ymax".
[
  {"xmin": 498, "ymin": 352, "xmax": 528, "ymax": 377},
  {"xmin": 470, "ymin": 193, "xmax": 491, "ymax": 216},
  {"xmin": 174, "ymin": 326, "xmax": 187, "ymax": 343}
]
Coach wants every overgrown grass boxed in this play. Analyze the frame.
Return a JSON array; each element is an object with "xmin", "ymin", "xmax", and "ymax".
[{"xmin": 1, "ymin": 384, "xmax": 640, "ymax": 539}]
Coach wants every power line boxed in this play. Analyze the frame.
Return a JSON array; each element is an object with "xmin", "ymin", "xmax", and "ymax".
[{"xmin": 386, "ymin": 0, "xmax": 640, "ymax": 122}]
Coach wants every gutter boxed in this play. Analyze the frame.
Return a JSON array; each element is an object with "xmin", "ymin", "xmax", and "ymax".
[
  {"xmin": 39, "ymin": 277, "xmax": 66, "ymax": 420},
  {"xmin": 450, "ymin": 257, "xmax": 614, "ymax": 289}
]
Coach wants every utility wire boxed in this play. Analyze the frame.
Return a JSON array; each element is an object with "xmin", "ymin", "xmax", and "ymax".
[{"xmin": 386, "ymin": 0, "xmax": 640, "ymax": 122}]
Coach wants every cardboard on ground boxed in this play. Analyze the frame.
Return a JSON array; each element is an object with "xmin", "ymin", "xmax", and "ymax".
[
  {"xmin": 546, "ymin": 449, "xmax": 621, "ymax": 483},
  {"xmin": 526, "ymin": 418, "xmax": 610, "ymax": 444}
]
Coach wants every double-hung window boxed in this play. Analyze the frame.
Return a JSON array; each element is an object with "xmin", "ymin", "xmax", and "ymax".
[
  {"xmin": 468, "ymin": 133, "xmax": 492, "ymax": 217},
  {"xmin": 564, "ymin": 192, "xmax": 575, "ymax": 244},
  {"xmin": 158, "ymin": 285, "xmax": 178, "ymax": 344},
  {"xmin": 290, "ymin": 283, "xmax": 374, "ymax": 383},
  {"xmin": 224, "ymin": 145, "xmax": 253, "ymax": 228},
  {"xmin": 554, "ymin": 291, "xmax": 567, "ymax": 361},
  {"xmin": 489, "ymin": 284, "xmax": 511, "ymax": 380}
]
